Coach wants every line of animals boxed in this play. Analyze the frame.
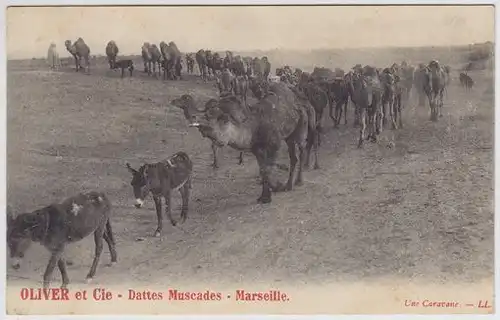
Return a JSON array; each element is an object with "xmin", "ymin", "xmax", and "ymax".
[
  {"xmin": 60, "ymin": 38, "xmax": 271, "ymax": 81},
  {"xmin": 10, "ymin": 37, "xmax": 477, "ymax": 289}
]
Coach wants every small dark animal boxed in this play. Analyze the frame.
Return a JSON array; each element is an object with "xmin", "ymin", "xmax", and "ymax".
[
  {"xmin": 112, "ymin": 59, "xmax": 134, "ymax": 78},
  {"xmin": 459, "ymin": 72, "xmax": 474, "ymax": 92},
  {"xmin": 7, "ymin": 191, "xmax": 117, "ymax": 288},
  {"xmin": 126, "ymin": 152, "xmax": 193, "ymax": 237}
]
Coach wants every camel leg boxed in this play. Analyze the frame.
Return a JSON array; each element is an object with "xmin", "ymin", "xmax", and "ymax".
[
  {"xmin": 419, "ymin": 91, "xmax": 425, "ymax": 107},
  {"xmin": 382, "ymin": 97, "xmax": 387, "ymax": 128},
  {"xmin": 85, "ymin": 57, "xmax": 90, "ymax": 74},
  {"xmin": 398, "ymin": 96, "xmax": 403, "ymax": 129},
  {"xmin": 254, "ymin": 144, "xmax": 280, "ymax": 204},
  {"xmin": 284, "ymin": 138, "xmax": 298, "ymax": 191},
  {"xmin": 358, "ymin": 107, "xmax": 366, "ymax": 148},
  {"xmin": 329, "ymin": 100, "xmax": 336, "ymax": 126},
  {"xmin": 238, "ymin": 152, "xmax": 244, "ymax": 165},
  {"xmin": 392, "ymin": 99, "xmax": 398, "ymax": 130},
  {"xmin": 427, "ymin": 95, "xmax": 434, "ymax": 121},
  {"xmin": 354, "ymin": 103, "xmax": 361, "ymax": 127},
  {"xmin": 391, "ymin": 97, "xmax": 398, "ymax": 130},
  {"xmin": 295, "ymin": 137, "xmax": 307, "ymax": 186},
  {"xmin": 373, "ymin": 103, "xmax": 381, "ymax": 141},
  {"xmin": 344, "ymin": 100, "xmax": 348, "ymax": 125},
  {"xmin": 337, "ymin": 101, "xmax": 342, "ymax": 126},
  {"xmin": 211, "ymin": 143, "xmax": 219, "ymax": 169},
  {"xmin": 438, "ymin": 90, "xmax": 444, "ymax": 117}
]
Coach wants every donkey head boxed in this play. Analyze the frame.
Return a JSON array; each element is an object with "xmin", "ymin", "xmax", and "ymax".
[
  {"xmin": 126, "ymin": 163, "xmax": 149, "ymax": 208},
  {"xmin": 7, "ymin": 206, "xmax": 51, "ymax": 269}
]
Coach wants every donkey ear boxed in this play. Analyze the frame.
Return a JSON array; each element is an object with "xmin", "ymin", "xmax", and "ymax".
[{"xmin": 126, "ymin": 163, "xmax": 137, "ymax": 174}]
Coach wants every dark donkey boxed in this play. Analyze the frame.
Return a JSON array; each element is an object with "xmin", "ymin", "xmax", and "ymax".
[
  {"xmin": 126, "ymin": 152, "xmax": 193, "ymax": 237},
  {"xmin": 7, "ymin": 191, "xmax": 117, "ymax": 288}
]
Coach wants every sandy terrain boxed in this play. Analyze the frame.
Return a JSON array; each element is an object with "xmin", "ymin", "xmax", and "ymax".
[{"xmin": 5, "ymin": 49, "xmax": 494, "ymax": 312}]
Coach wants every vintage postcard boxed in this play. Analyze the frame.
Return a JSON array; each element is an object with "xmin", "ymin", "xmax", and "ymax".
[{"xmin": 4, "ymin": 4, "xmax": 495, "ymax": 315}]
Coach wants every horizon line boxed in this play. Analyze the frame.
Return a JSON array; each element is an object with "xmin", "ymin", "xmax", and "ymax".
[{"xmin": 7, "ymin": 41, "xmax": 494, "ymax": 61}]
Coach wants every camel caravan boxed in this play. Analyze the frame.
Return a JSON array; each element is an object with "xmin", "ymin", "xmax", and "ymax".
[{"xmin": 10, "ymin": 35, "xmax": 462, "ymax": 288}]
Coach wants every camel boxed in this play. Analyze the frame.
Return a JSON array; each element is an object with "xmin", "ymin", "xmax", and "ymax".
[
  {"xmin": 380, "ymin": 68, "xmax": 403, "ymax": 130},
  {"xmin": 64, "ymin": 38, "xmax": 90, "ymax": 73},
  {"xmin": 414, "ymin": 63, "xmax": 428, "ymax": 107},
  {"xmin": 347, "ymin": 66, "xmax": 383, "ymax": 148},
  {"xmin": 141, "ymin": 42, "xmax": 153, "ymax": 74},
  {"xmin": 187, "ymin": 82, "xmax": 319, "ymax": 204},
  {"xmin": 160, "ymin": 41, "xmax": 182, "ymax": 80},
  {"xmin": 423, "ymin": 60, "xmax": 447, "ymax": 121},
  {"xmin": 296, "ymin": 75, "xmax": 329, "ymax": 146},
  {"xmin": 105, "ymin": 40, "xmax": 119, "ymax": 69},
  {"xmin": 149, "ymin": 44, "xmax": 162, "ymax": 78},
  {"xmin": 195, "ymin": 49, "xmax": 209, "ymax": 81}
]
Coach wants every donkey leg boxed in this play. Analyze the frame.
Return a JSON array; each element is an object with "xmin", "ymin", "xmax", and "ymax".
[
  {"xmin": 103, "ymin": 220, "xmax": 117, "ymax": 265},
  {"xmin": 43, "ymin": 250, "xmax": 63, "ymax": 288},
  {"xmin": 153, "ymin": 195, "xmax": 163, "ymax": 237},
  {"xmin": 164, "ymin": 190, "xmax": 176, "ymax": 227},
  {"xmin": 57, "ymin": 257, "xmax": 69, "ymax": 288},
  {"xmin": 179, "ymin": 180, "xmax": 190, "ymax": 224},
  {"xmin": 284, "ymin": 138, "xmax": 298, "ymax": 191},
  {"xmin": 86, "ymin": 227, "xmax": 105, "ymax": 282}
]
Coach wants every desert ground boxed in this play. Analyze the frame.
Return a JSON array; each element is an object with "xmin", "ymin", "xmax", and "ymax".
[{"xmin": 6, "ymin": 46, "xmax": 494, "ymax": 294}]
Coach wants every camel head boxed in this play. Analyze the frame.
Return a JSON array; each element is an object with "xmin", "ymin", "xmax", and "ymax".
[
  {"xmin": 171, "ymin": 94, "xmax": 206, "ymax": 123},
  {"xmin": 188, "ymin": 101, "xmax": 238, "ymax": 147},
  {"xmin": 428, "ymin": 60, "xmax": 440, "ymax": 72},
  {"xmin": 64, "ymin": 40, "xmax": 72, "ymax": 49}
]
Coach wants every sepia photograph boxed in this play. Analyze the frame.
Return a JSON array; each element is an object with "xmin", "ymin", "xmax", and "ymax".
[{"xmin": 4, "ymin": 4, "xmax": 495, "ymax": 315}]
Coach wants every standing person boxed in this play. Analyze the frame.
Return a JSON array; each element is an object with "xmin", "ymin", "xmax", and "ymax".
[{"xmin": 46, "ymin": 43, "xmax": 61, "ymax": 70}]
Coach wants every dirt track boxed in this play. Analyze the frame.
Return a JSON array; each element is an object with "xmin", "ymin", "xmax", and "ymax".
[{"xmin": 6, "ymin": 56, "xmax": 494, "ymax": 290}]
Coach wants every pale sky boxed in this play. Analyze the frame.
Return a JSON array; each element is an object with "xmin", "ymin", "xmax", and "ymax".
[{"xmin": 6, "ymin": 5, "xmax": 495, "ymax": 59}]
